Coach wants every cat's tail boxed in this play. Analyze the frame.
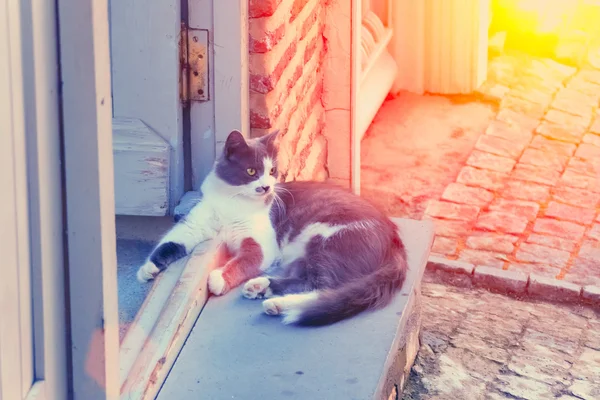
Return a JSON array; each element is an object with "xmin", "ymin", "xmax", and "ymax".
[{"xmin": 281, "ymin": 248, "xmax": 408, "ymax": 326}]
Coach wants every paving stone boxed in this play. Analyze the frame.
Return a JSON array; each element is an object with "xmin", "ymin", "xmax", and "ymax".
[
  {"xmin": 503, "ymin": 180, "xmax": 550, "ymax": 202},
  {"xmin": 508, "ymin": 350, "xmax": 572, "ymax": 386},
  {"xmin": 590, "ymin": 115, "xmax": 600, "ymax": 135},
  {"xmin": 570, "ymin": 347, "xmax": 600, "ymax": 382},
  {"xmin": 510, "ymin": 86, "xmax": 553, "ymax": 107},
  {"xmin": 566, "ymin": 157, "xmax": 600, "ymax": 177},
  {"xmin": 521, "ymin": 328, "xmax": 580, "ymax": 357},
  {"xmin": 536, "ymin": 120, "xmax": 585, "ymax": 143},
  {"xmin": 473, "ymin": 265, "xmax": 527, "ymax": 294},
  {"xmin": 578, "ymin": 68, "xmax": 600, "ymax": 85},
  {"xmin": 551, "ymin": 88, "xmax": 597, "ymax": 118},
  {"xmin": 441, "ymin": 183, "xmax": 494, "ymax": 207},
  {"xmin": 495, "ymin": 108, "xmax": 540, "ymax": 132},
  {"xmin": 508, "ymin": 262, "xmax": 562, "ymax": 279},
  {"xmin": 576, "ymin": 143, "xmax": 600, "ymax": 160},
  {"xmin": 465, "ymin": 234, "xmax": 518, "ymax": 254},
  {"xmin": 582, "ymin": 285, "xmax": 600, "ymax": 305},
  {"xmin": 431, "ymin": 236, "xmax": 458, "ymax": 255},
  {"xmin": 476, "ymin": 211, "xmax": 528, "ymax": 234},
  {"xmin": 587, "ymin": 223, "xmax": 600, "ymax": 241},
  {"xmin": 425, "ymin": 200, "xmax": 480, "ymax": 221},
  {"xmin": 552, "ymin": 186, "xmax": 600, "ymax": 208},
  {"xmin": 466, "ymin": 150, "xmax": 516, "ymax": 173},
  {"xmin": 456, "ymin": 166, "xmax": 507, "ymax": 191},
  {"xmin": 545, "ymin": 201, "xmax": 596, "ymax": 225},
  {"xmin": 544, "ymin": 109, "xmax": 591, "ymax": 131},
  {"xmin": 529, "ymin": 134, "xmax": 577, "ymax": 157},
  {"xmin": 528, "ymin": 274, "xmax": 582, "ymax": 302},
  {"xmin": 501, "ymin": 95, "xmax": 547, "ymax": 119},
  {"xmin": 515, "ymin": 243, "xmax": 571, "ymax": 268},
  {"xmin": 560, "ymin": 169, "xmax": 600, "ymax": 192},
  {"xmin": 475, "ymin": 134, "xmax": 526, "ymax": 159},
  {"xmin": 495, "ymin": 374, "xmax": 556, "ymax": 399},
  {"xmin": 519, "ymin": 148, "xmax": 569, "ymax": 171},
  {"xmin": 577, "ymin": 240, "xmax": 600, "ymax": 260},
  {"xmin": 458, "ymin": 249, "xmax": 508, "ymax": 269},
  {"xmin": 526, "ymin": 233, "xmax": 577, "ymax": 252},
  {"xmin": 584, "ymin": 319, "xmax": 600, "ymax": 350},
  {"xmin": 568, "ymin": 379, "xmax": 600, "ymax": 400},
  {"xmin": 566, "ymin": 75, "xmax": 600, "ymax": 98},
  {"xmin": 450, "ymin": 332, "xmax": 511, "ymax": 365},
  {"xmin": 489, "ymin": 198, "xmax": 540, "ymax": 220},
  {"xmin": 476, "ymin": 81, "xmax": 510, "ymax": 102},
  {"xmin": 426, "ymin": 217, "xmax": 472, "ymax": 237},
  {"xmin": 511, "ymin": 163, "xmax": 561, "ymax": 185},
  {"xmin": 533, "ymin": 218, "xmax": 586, "ymax": 240},
  {"xmin": 566, "ymin": 257, "xmax": 600, "ymax": 288},
  {"xmin": 582, "ymin": 133, "xmax": 600, "ymax": 147}
]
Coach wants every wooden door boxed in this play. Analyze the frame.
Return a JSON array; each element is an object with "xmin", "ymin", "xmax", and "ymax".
[{"xmin": 109, "ymin": 0, "xmax": 185, "ymax": 216}]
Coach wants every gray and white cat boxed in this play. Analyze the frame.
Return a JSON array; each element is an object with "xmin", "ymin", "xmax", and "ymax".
[{"xmin": 137, "ymin": 130, "xmax": 408, "ymax": 326}]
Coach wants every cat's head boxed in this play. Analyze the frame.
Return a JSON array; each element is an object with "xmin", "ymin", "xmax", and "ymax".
[{"xmin": 214, "ymin": 129, "xmax": 280, "ymax": 199}]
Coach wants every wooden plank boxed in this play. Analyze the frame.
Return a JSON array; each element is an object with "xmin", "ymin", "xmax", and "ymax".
[
  {"xmin": 56, "ymin": 0, "xmax": 120, "ymax": 397},
  {"xmin": 0, "ymin": 0, "xmax": 34, "ymax": 397},
  {"xmin": 29, "ymin": 0, "xmax": 69, "ymax": 396},
  {"xmin": 113, "ymin": 117, "xmax": 171, "ymax": 216},
  {"xmin": 110, "ymin": 0, "xmax": 184, "ymax": 213},
  {"xmin": 157, "ymin": 219, "xmax": 434, "ymax": 400},
  {"xmin": 120, "ymin": 241, "xmax": 220, "ymax": 400}
]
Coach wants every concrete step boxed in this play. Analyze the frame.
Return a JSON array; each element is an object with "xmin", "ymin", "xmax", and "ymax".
[{"xmin": 157, "ymin": 218, "xmax": 434, "ymax": 400}]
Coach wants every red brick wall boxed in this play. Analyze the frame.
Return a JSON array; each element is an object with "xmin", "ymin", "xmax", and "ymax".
[{"xmin": 248, "ymin": 0, "xmax": 328, "ymax": 182}]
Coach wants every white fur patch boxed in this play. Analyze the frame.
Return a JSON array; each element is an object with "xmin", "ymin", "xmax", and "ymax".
[
  {"xmin": 262, "ymin": 291, "xmax": 319, "ymax": 324},
  {"xmin": 280, "ymin": 223, "xmax": 347, "ymax": 266},
  {"xmin": 137, "ymin": 261, "xmax": 160, "ymax": 282},
  {"xmin": 242, "ymin": 276, "xmax": 272, "ymax": 299},
  {"xmin": 208, "ymin": 269, "xmax": 227, "ymax": 295}
]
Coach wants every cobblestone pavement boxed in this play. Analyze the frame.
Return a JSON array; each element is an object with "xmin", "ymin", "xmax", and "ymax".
[{"xmin": 402, "ymin": 278, "xmax": 600, "ymax": 400}]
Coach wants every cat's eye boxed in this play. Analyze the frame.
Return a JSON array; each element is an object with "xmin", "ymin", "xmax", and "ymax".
[
  {"xmin": 246, "ymin": 168, "xmax": 256, "ymax": 176},
  {"xmin": 270, "ymin": 167, "xmax": 276, "ymax": 175}
]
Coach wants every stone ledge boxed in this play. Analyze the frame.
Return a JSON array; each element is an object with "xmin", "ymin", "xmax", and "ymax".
[{"xmin": 426, "ymin": 257, "xmax": 600, "ymax": 309}]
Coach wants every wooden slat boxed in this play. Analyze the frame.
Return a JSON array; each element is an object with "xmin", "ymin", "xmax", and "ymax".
[
  {"xmin": 56, "ymin": 0, "xmax": 120, "ymax": 397},
  {"xmin": 113, "ymin": 117, "xmax": 170, "ymax": 216}
]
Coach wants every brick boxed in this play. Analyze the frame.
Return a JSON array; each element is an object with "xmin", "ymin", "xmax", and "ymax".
[
  {"xmin": 560, "ymin": 169, "xmax": 600, "ymax": 192},
  {"xmin": 473, "ymin": 265, "xmax": 528, "ymax": 294},
  {"xmin": 527, "ymin": 274, "xmax": 581, "ymax": 303},
  {"xmin": 487, "ymin": 118, "xmax": 535, "ymax": 141},
  {"xmin": 295, "ymin": 133, "xmax": 327, "ymax": 181},
  {"xmin": 519, "ymin": 148, "xmax": 568, "ymax": 171},
  {"xmin": 544, "ymin": 109, "xmax": 591, "ymax": 131},
  {"xmin": 511, "ymin": 163, "xmax": 561, "ymax": 185},
  {"xmin": 510, "ymin": 86, "xmax": 553, "ymax": 107},
  {"xmin": 567, "ymin": 256, "xmax": 600, "ymax": 287},
  {"xmin": 476, "ymin": 81, "xmax": 510, "ymax": 102},
  {"xmin": 552, "ymin": 186, "xmax": 600, "ymax": 208},
  {"xmin": 568, "ymin": 157, "xmax": 600, "ymax": 177},
  {"xmin": 475, "ymin": 134, "xmax": 526, "ymax": 159},
  {"xmin": 536, "ymin": 121, "xmax": 585, "ymax": 143},
  {"xmin": 476, "ymin": 211, "xmax": 528, "ymax": 234},
  {"xmin": 507, "ymin": 263, "xmax": 562, "ymax": 280},
  {"xmin": 441, "ymin": 183, "xmax": 494, "ymax": 206},
  {"xmin": 458, "ymin": 250, "xmax": 508, "ymax": 269},
  {"xmin": 578, "ymin": 68, "xmax": 600, "ymax": 85},
  {"xmin": 431, "ymin": 236, "xmax": 458, "ymax": 255},
  {"xmin": 466, "ymin": 150, "xmax": 516, "ymax": 173},
  {"xmin": 529, "ymin": 135, "xmax": 576, "ymax": 156},
  {"xmin": 582, "ymin": 133, "xmax": 600, "ymax": 147},
  {"xmin": 496, "ymin": 109, "xmax": 540, "ymax": 131},
  {"xmin": 515, "ymin": 243, "xmax": 571, "ymax": 268},
  {"xmin": 466, "ymin": 234, "xmax": 518, "ymax": 254},
  {"xmin": 249, "ymin": 0, "xmax": 282, "ymax": 18},
  {"xmin": 567, "ymin": 75, "xmax": 600, "ymax": 98},
  {"xmin": 578, "ymin": 240, "xmax": 600, "ymax": 260},
  {"xmin": 249, "ymin": 17, "xmax": 286, "ymax": 53},
  {"xmin": 590, "ymin": 115, "xmax": 600, "ymax": 135},
  {"xmin": 489, "ymin": 198, "xmax": 540, "ymax": 220},
  {"xmin": 290, "ymin": 0, "xmax": 310, "ymax": 22},
  {"xmin": 503, "ymin": 180, "xmax": 550, "ymax": 202},
  {"xmin": 551, "ymin": 88, "xmax": 596, "ymax": 118},
  {"xmin": 575, "ymin": 143, "xmax": 600, "ymax": 160},
  {"xmin": 456, "ymin": 166, "xmax": 507, "ymax": 191},
  {"xmin": 533, "ymin": 218, "xmax": 586, "ymax": 240},
  {"xmin": 424, "ymin": 200, "xmax": 479, "ymax": 221},
  {"xmin": 526, "ymin": 234, "xmax": 577, "ymax": 252},
  {"xmin": 427, "ymin": 256, "xmax": 474, "ymax": 275},
  {"xmin": 500, "ymin": 95, "xmax": 546, "ymax": 119},
  {"xmin": 545, "ymin": 201, "xmax": 595, "ymax": 225},
  {"xmin": 426, "ymin": 218, "xmax": 471, "ymax": 237},
  {"xmin": 250, "ymin": 40, "xmax": 298, "ymax": 93},
  {"xmin": 587, "ymin": 224, "xmax": 600, "ymax": 241},
  {"xmin": 582, "ymin": 285, "xmax": 600, "ymax": 304}
]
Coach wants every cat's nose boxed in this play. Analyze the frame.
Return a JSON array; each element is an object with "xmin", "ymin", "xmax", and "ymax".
[
  {"xmin": 262, "ymin": 185, "xmax": 270, "ymax": 192},
  {"xmin": 256, "ymin": 186, "xmax": 270, "ymax": 193}
]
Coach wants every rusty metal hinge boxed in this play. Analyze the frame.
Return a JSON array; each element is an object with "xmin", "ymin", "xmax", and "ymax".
[{"xmin": 180, "ymin": 22, "xmax": 209, "ymax": 106}]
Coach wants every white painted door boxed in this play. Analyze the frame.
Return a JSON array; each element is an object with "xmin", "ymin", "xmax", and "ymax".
[{"xmin": 110, "ymin": 0, "xmax": 185, "ymax": 216}]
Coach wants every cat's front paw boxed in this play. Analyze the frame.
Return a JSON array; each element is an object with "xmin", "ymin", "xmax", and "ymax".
[
  {"xmin": 262, "ymin": 298, "xmax": 283, "ymax": 315},
  {"xmin": 242, "ymin": 277, "xmax": 272, "ymax": 299},
  {"xmin": 208, "ymin": 269, "xmax": 228, "ymax": 296},
  {"xmin": 137, "ymin": 261, "xmax": 160, "ymax": 283}
]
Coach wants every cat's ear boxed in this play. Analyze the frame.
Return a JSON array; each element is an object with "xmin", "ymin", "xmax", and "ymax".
[
  {"xmin": 223, "ymin": 130, "xmax": 247, "ymax": 159},
  {"xmin": 259, "ymin": 129, "xmax": 280, "ymax": 149}
]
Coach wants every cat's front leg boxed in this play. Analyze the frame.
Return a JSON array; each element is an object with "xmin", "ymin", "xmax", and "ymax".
[
  {"xmin": 207, "ymin": 237, "xmax": 267, "ymax": 296},
  {"xmin": 137, "ymin": 206, "xmax": 216, "ymax": 282}
]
